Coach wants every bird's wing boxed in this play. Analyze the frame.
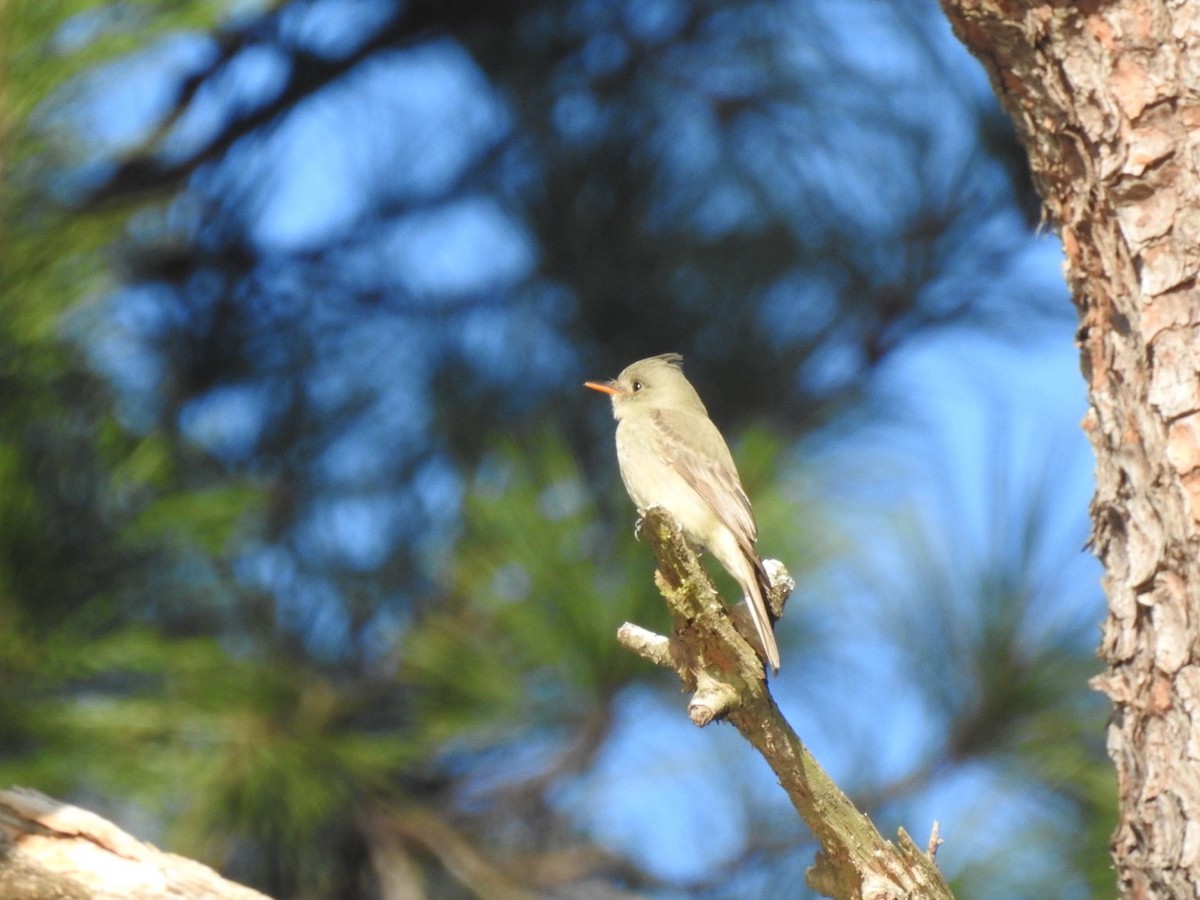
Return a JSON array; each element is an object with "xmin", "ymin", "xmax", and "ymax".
[{"xmin": 650, "ymin": 408, "xmax": 758, "ymax": 546}]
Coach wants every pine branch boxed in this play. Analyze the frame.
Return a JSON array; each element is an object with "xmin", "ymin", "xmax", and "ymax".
[{"xmin": 617, "ymin": 507, "xmax": 955, "ymax": 900}]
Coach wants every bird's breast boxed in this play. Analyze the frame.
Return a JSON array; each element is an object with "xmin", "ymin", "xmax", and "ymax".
[{"xmin": 614, "ymin": 417, "xmax": 719, "ymax": 548}]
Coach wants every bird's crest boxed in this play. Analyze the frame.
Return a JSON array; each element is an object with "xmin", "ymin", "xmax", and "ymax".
[{"xmin": 653, "ymin": 352, "xmax": 684, "ymax": 370}]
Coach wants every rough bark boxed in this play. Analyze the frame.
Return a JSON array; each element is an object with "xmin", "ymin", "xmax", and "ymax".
[
  {"xmin": 619, "ymin": 507, "xmax": 953, "ymax": 900},
  {"xmin": 938, "ymin": 2, "xmax": 1200, "ymax": 896},
  {"xmin": 0, "ymin": 788, "xmax": 269, "ymax": 900}
]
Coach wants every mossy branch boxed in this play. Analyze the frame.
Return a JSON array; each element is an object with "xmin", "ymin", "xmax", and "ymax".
[{"xmin": 616, "ymin": 507, "xmax": 954, "ymax": 900}]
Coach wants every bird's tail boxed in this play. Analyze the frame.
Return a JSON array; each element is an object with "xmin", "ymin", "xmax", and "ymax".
[{"xmin": 743, "ymin": 555, "xmax": 780, "ymax": 673}]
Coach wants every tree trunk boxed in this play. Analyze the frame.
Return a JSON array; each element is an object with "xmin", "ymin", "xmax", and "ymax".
[{"xmin": 938, "ymin": 1, "xmax": 1200, "ymax": 896}]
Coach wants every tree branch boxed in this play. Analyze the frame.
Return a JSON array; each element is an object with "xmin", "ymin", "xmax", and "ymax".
[
  {"xmin": 617, "ymin": 507, "xmax": 955, "ymax": 900},
  {"xmin": 0, "ymin": 788, "xmax": 268, "ymax": 900}
]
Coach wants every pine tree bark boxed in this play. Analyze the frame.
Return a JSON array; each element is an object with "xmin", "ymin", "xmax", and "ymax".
[{"xmin": 938, "ymin": 2, "xmax": 1200, "ymax": 896}]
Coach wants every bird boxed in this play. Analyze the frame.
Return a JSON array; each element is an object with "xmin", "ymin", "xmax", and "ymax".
[{"xmin": 585, "ymin": 353, "xmax": 780, "ymax": 672}]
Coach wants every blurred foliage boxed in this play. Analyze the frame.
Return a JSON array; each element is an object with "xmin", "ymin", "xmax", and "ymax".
[
  {"xmin": 0, "ymin": 0, "xmax": 1115, "ymax": 898},
  {"xmin": 57, "ymin": 0, "xmax": 1058, "ymax": 636},
  {"xmin": 407, "ymin": 435, "xmax": 654, "ymax": 729}
]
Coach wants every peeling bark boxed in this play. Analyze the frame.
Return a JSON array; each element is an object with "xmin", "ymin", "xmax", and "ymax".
[{"xmin": 939, "ymin": 2, "xmax": 1200, "ymax": 896}]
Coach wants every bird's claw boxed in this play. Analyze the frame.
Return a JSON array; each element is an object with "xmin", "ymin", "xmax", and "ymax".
[{"xmin": 633, "ymin": 515, "xmax": 645, "ymax": 541}]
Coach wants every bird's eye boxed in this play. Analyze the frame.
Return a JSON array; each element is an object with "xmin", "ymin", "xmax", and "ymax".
[{"xmin": 632, "ymin": 380, "xmax": 643, "ymax": 392}]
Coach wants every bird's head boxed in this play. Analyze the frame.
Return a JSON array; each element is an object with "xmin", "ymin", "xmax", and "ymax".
[{"xmin": 584, "ymin": 353, "xmax": 706, "ymax": 420}]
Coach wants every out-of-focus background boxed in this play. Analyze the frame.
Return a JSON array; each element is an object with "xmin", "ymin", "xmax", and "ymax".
[{"xmin": 2, "ymin": 0, "xmax": 1113, "ymax": 897}]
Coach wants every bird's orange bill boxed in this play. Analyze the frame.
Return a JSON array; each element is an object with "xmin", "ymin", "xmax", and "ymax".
[{"xmin": 584, "ymin": 380, "xmax": 622, "ymax": 396}]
